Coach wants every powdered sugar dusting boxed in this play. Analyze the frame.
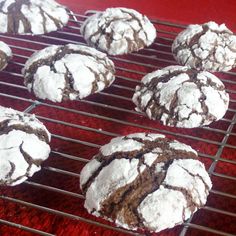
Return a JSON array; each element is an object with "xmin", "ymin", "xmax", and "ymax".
[
  {"xmin": 163, "ymin": 159, "xmax": 212, "ymax": 205},
  {"xmin": 143, "ymin": 153, "xmax": 159, "ymax": 167},
  {"xmin": 138, "ymin": 187, "xmax": 189, "ymax": 232},
  {"xmin": 138, "ymin": 159, "xmax": 212, "ymax": 232},
  {"xmin": 0, "ymin": 106, "xmax": 51, "ymax": 138},
  {"xmin": 84, "ymin": 158, "xmax": 140, "ymax": 212},
  {"xmin": 24, "ymin": 45, "xmax": 59, "ymax": 71},
  {"xmin": 23, "ymin": 44, "xmax": 115, "ymax": 102},
  {"xmin": 172, "ymin": 21, "xmax": 236, "ymax": 71},
  {"xmin": 81, "ymin": 7, "xmax": 156, "ymax": 55},
  {"xmin": 0, "ymin": 0, "xmax": 69, "ymax": 35},
  {"xmin": 80, "ymin": 159, "xmax": 101, "ymax": 188},
  {"xmin": 132, "ymin": 65, "xmax": 229, "ymax": 128},
  {"xmin": 80, "ymin": 132, "xmax": 206, "ymax": 232},
  {"xmin": 0, "ymin": 106, "xmax": 51, "ymax": 186},
  {"xmin": 169, "ymin": 141, "xmax": 198, "ymax": 155},
  {"xmin": 30, "ymin": 65, "xmax": 66, "ymax": 102},
  {"xmin": 101, "ymin": 137, "xmax": 144, "ymax": 156},
  {"xmin": 101, "ymin": 133, "xmax": 165, "ymax": 156}
]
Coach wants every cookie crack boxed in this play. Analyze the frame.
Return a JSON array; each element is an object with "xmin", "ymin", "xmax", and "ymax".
[
  {"xmin": 4, "ymin": 161, "xmax": 15, "ymax": 182},
  {"xmin": 82, "ymin": 137, "xmax": 167, "ymax": 192},
  {"xmin": 175, "ymin": 164, "xmax": 208, "ymax": 205},
  {"xmin": 0, "ymin": 140, "xmax": 42, "ymax": 186},
  {"xmin": 85, "ymin": 65, "xmax": 105, "ymax": 93},
  {"xmin": 142, "ymin": 69, "xmax": 185, "ymax": 111},
  {"xmin": 0, "ymin": 1, "xmax": 6, "ymax": 14},
  {"xmin": 87, "ymin": 15, "xmax": 128, "ymax": 50},
  {"xmin": 82, "ymin": 135, "xmax": 198, "ymax": 193},
  {"xmin": 138, "ymin": 67, "xmax": 227, "ymax": 127},
  {"xmin": 25, "ymin": 46, "xmax": 113, "ymax": 87},
  {"xmin": 42, "ymin": 7, "xmax": 63, "ymax": 31},
  {"xmin": 173, "ymin": 27, "xmax": 207, "ymax": 55},
  {"xmin": 19, "ymin": 141, "xmax": 42, "ymax": 167},
  {"xmin": 7, "ymin": 0, "xmax": 32, "ymax": 34},
  {"xmin": 173, "ymin": 24, "xmax": 235, "ymax": 70},
  {"xmin": 38, "ymin": 6, "xmax": 48, "ymax": 33},
  {"xmin": 0, "ymin": 119, "xmax": 50, "ymax": 143},
  {"xmin": 61, "ymin": 63, "xmax": 79, "ymax": 100},
  {"xmin": 84, "ymin": 9, "xmax": 150, "ymax": 53},
  {"xmin": 85, "ymin": 137, "xmax": 197, "ymax": 229},
  {"xmin": 178, "ymin": 164, "xmax": 210, "ymax": 193},
  {"xmin": 163, "ymin": 184, "xmax": 201, "ymax": 220},
  {"xmin": 141, "ymin": 69, "xmax": 192, "ymax": 125},
  {"xmin": 99, "ymin": 153, "xmax": 169, "ymax": 229},
  {"xmin": 119, "ymin": 9, "xmax": 148, "ymax": 41}
]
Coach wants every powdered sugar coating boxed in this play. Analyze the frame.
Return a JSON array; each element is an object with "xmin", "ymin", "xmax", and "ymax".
[
  {"xmin": 80, "ymin": 159, "xmax": 101, "ymax": 188},
  {"xmin": 139, "ymin": 187, "xmax": 190, "ymax": 232},
  {"xmin": 0, "ymin": 41, "xmax": 12, "ymax": 70},
  {"xmin": 0, "ymin": 0, "xmax": 69, "ymax": 35},
  {"xmin": 81, "ymin": 7, "xmax": 156, "ymax": 55},
  {"xmin": 138, "ymin": 159, "xmax": 212, "ymax": 232},
  {"xmin": 172, "ymin": 21, "xmax": 236, "ymax": 71},
  {"xmin": 101, "ymin": 133, "xmax": 165, "ymax": 156},
  {"xmin": 22, "ymin": 44, "xmax": 115, "ymax": 102},
  {"xmin": 80, "ymin": 132, "xmax": 210, "ymax": 233},
  {"xmin": 132, "ymin": 65, "xmax": 229, "ymax": 128},
  {"xmin": 163, "ymin": 159, "xmax": 212, "ymax": 205},
  {"xmin": 169, "ymin": 141, "xmax": 198, "ymax": 154},
  {"xmin": 101, "ymin": 137, "xmax": 143, "ymax": 156},
  {"xmin": 24, "ymin": 45, "xmax": 59, "ymax": 66},
  {"xmin": 84, "ymin": 158, "xmax": 140, "ymax": 213},
  {"xmin": 0, "ymin": 106, "xmax": 51, "ymax": 186}
]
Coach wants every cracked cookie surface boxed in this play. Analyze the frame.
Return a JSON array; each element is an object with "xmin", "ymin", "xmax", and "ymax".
[
  {"xmin": 81, "ymin": 7, "xmax": 156, "ymax": 55},
  {"xmin": 80, "ymin": 132, "xmax": 212, "ymax": 233},
  {"xmin": 22, "ymin": 44, "xmax": 115, "ymax": 102},
  {"xmin": 0, "ymin": 41, "xmax": 12, "ymax": 70},
  {"xmin": 0, "ymin": 106, "xmax": 51, "ymax": 186},
  {"xmin": 172, "ymin": 21, "xmax": 236, "ymax": 72},
  {"xmin": 0, "ymin": 0, "xmax": 69, "ymax": 35},
  {"xmin": 132, "ymin": 65, "xmax": 229, "ymax": 128}
]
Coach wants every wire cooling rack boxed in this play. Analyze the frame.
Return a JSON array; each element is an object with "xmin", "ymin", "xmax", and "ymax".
[{"xmin": 0, "ymin": 10, "xmax": 236, "ymax": 236}]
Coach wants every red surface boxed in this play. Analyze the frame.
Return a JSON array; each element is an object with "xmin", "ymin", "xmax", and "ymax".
[
  {"xmin": 58, "ymin": 0, "xmax": 236, "ymax": 31},
  {"xmin": 1, "ymin": 1, "xmax": 236, "ymax": 236}
]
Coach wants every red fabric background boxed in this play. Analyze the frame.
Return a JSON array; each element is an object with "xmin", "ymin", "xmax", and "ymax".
[
  {"xmin": 0, "ymin": 1, "xmax": 236, "ymax": 236},
  {"xmin": 58, "ymin": 0, "xmax": 236, "ymax": 31}
]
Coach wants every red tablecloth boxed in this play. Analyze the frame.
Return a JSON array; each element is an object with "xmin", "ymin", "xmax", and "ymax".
[
  {"xmin": 59, "ymin": 0, "xmax": 236, "ymax": 31},
  {"xmin": 1, "ymin": 1, "xmax": 236, "ymax": 236}
]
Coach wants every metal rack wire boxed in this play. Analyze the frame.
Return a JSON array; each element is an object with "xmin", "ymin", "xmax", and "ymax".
[{"xmin": 0, "ymin": 10, "xmax": 236, "ymax": 236}]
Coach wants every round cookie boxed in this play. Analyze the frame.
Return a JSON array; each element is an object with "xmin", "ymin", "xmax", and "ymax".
[
  {"xmin": 80, "ymin": 132, "xmax": 212, "ymax": 233},
  {"xmin": 22, "ymin": 44, "xmax": 115, "ymax": 102},
  {"xmin": 132, "ymin": 65, "xmax": 229, "ymax": 128},
  {"xmin": 0, "ymin": 41, "xmax": 12, "ymax": 70},
  {"xmin": 0, "ymin": 0, "xmax": 69, "ymax": 35},
  {"xmin": 81, "ymin": 7, "xmax": 157, "ymax": 55},
  {"xmin": 172, "ymin": 21, "xmax": 236, "ymax": 72},
  {"xmin": 0, "ymin": 106, "xmax": 51, "ymax": 186}
]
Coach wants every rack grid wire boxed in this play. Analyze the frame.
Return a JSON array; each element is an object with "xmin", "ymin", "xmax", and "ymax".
[{"xmin": 0, "ymin": 10, "xmax": 236, "ymax": 236}]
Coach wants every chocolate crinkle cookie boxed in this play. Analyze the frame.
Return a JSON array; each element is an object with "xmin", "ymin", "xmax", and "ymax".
[
  {"xmin": 81, "ymin": 7, "xmax": 157, "ymax": 55},
  {"xmin": 0, "ymin": 41, "xmax": 12, "ymax": 70},
  {"xmin": 80, "ymin": 133, "xmax": 212, "ymax": 233},
  {"xmin": 22, "ymin": 44, "xmax": 115, "ymax": 102},
  {"xmin": 132, "ymin": 66, "xmax": 229, "ymax": 128},
  {"xmin": 172, "ymin": 21, "xmax": 236, "ymax": 72},
  {"xmin": 0, "ymin": 106, "xmax": 51, "ymax": 186},
  {"xmin": 0, "ymin": 0, "xmax": 69, "ymax": 35}
]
